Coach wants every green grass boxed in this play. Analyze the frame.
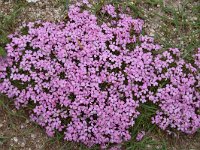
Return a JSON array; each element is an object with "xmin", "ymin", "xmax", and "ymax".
[
  {"xmin": 149, "ymin": 0, "xmax": 200, "ymax": 60},
  {"xmin": 0, "ymin": 0, "xmax": 199, "ymax": 149},
  {"xmin": 0, "ymin": 1, "xmax": 27, "ymax": 57}
]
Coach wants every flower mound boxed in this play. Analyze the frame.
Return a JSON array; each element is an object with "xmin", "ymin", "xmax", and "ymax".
[{"xmin": 0, "ymin": 2, "xmax": 200, "ymax": 147}]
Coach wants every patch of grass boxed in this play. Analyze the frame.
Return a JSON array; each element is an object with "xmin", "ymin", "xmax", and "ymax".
[
  {"xmin": 0, "ymin": 95, "xmax": 27, "ymax": 126},
  {"xmin": 150, "ymin": 0, "xmax": 200, "ymax": 60},
  {"xmin": 55, "ymin": 0, "xmax": 69, "ymax": 11},
  {"xmin": 124, "ymin": 102, "xmax": 161, "ymax": 150},
  {"xmin": 0, "ymin": 1, "xmax": 26, "ymax": 56}
]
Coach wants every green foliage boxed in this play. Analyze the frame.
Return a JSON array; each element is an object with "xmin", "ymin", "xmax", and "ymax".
[
  {"xmin": 0, "ymin": 47, "xmax": 6, "ymax": 56},
  {"xmin": 0, "ymin": 1, "xmax": 26, "ymax": 52}
]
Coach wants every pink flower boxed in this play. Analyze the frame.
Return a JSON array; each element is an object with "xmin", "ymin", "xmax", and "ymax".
[{"xmin": 136, "ymin": 131, "xmax": 145, "ymax": 141}]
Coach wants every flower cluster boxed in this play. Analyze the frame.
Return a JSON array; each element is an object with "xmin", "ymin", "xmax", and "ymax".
[
  {"xmin": 136, "ymin": 131, "xmax": 145, "ymax": 141},
  {"xmin": 0, "ymin": 1, "xmax": 200, "ymax": 147},
  {"xmin": 151, "ymin": 48, "xmax": 200, "ymax": 134},
  {"xmin": 102, "ymin": 4, "xmax": 117, "ymax": 17}
]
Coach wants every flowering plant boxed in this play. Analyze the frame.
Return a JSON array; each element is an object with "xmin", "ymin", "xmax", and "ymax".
[{"xmin": 0, "ymin": 1, "xmax": 199, "ymax": 147}]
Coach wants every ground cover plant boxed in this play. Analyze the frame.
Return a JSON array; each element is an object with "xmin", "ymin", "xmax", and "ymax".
[{"xmin": 0, "ymin": 0, "xmax": 200, "ymax": 149}]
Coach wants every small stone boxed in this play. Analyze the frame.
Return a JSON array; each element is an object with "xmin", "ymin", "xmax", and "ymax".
[
  {"xmin": 147, "ymin": 144, "xmax": 152, "ymax": 148},
  {"xmin": 192, "ymin": 17, "xmax": 197, "ymax": 21},
  {"xmin": 149, "ymin": 29, "xmax": 155, "ymax": 36},
  {"xmin": 13, "ymin": 137, "xmax": 18, "ymax": 143},
  {"xmin": 156, "ymin": 145, "xmax": 161, "ymax": 149},
  {"xmin": 31, "ymin": 134, "xmax": 36, "ymax": 139},
  {"xmin": 0, "ymin": 124, "xmax": 3, "ymax": 128},
  {"xmin": 25, "ymin": 120, "xmax": 30, "ymax": 124},
  {"xmin": 26, "ymin": 0, "xmax": 39, "ymax": 3},
  {"xmin": 20, "ymin": 125, "xmax": 25, "ymax": 129},
  {"xmin": 12, "ymin": 109, "xmax": 16, "ymax": 114},
  {"xmin": 149, "ymin": 8, "xmax": 153, "ymax": 11},
  {"xmin": 21, "ymin": 142, "xmax": 26, "ymax": 147},
  {"xmin": 180, "ymin": 41, "xmax": 184, "ymax": 45}
]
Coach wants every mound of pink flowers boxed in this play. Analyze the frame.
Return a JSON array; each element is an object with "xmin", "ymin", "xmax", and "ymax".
[{"xmin": 0, "ymin": 2, "xmax": 200, "ymax": 147}]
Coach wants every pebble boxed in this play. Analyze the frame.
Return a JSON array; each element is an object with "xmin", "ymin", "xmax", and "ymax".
[
  {"xmin": 21, "ymin": 142, "xmax": 26, "ymax": 147},
  {"xmin": 26, "ymin": 120, "xmax": 30, "ymax": 124},
  {"xmin": 20, "ymin": 125, "xmax": 25, "ymax": 129},
  {"xmin": 26, "ymin": 0, "xmax": 38, "ymax": 3},
  {"xmin": 31, "ymin": 134, "xmax": 36, "ymax": 139},
  {"xmin": 12, "ymin": 109, "xmax": 16, "ymax": 114},
  {"xmin": 149, "ymin": 29, "xmax": 155, "ymax": 36},
  {"xmin": 180, "ymin": 41, "xmax": 184, "ymax": 45},
  {"xmin": 156, "ymin": 145, "xmax": 161, "ymax": 149},
  {"xmin": 147, "ymin": 144, "xmax": 152, "ymax": 148},
  {"xmin": 191, "ymin": 17, "xmax": 197, "ymax": 21},
  {"xmin": 13, "ymin": 137, "xmax": 18, "ymax": 143}
]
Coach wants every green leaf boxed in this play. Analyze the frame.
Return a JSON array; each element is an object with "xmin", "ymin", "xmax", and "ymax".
[{"xmin": 0, "ymin": 47, "xmax": 6, "ymax": 56}]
